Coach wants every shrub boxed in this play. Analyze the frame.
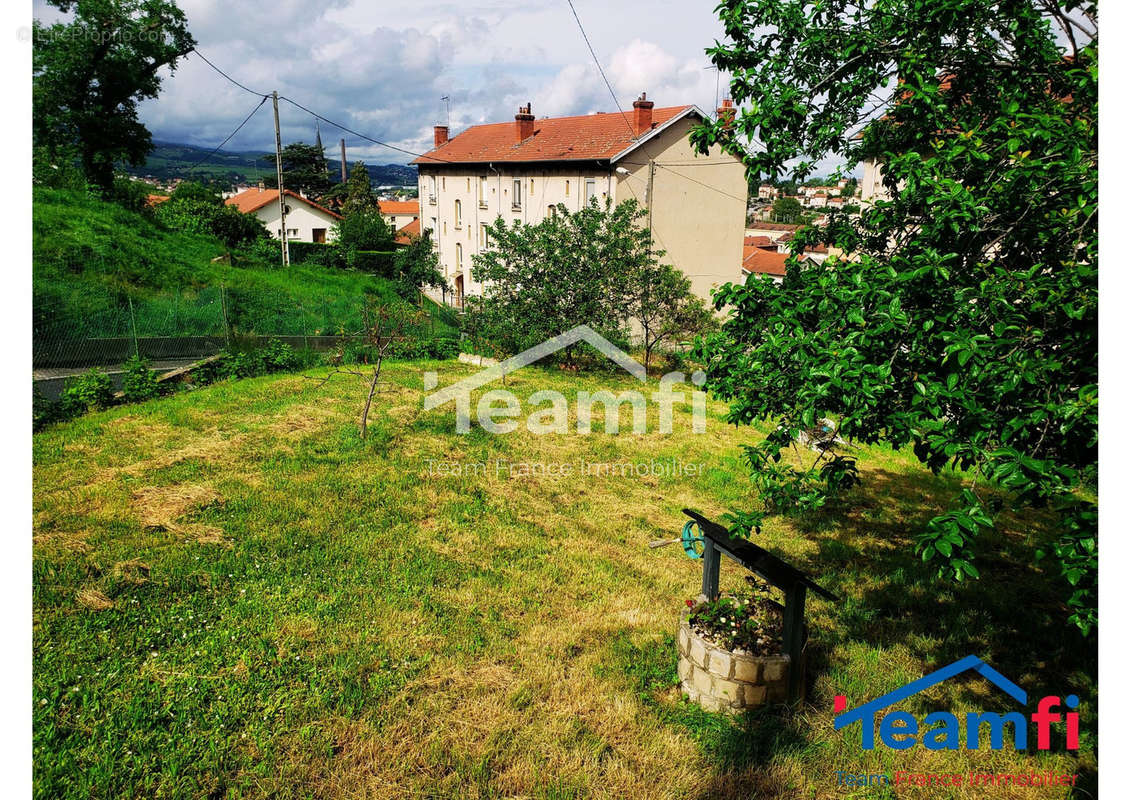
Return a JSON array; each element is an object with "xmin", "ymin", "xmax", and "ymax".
[
  {"xmin": 121, "ymin": 356, "xmax": 160, "ymax": 402},
  {"xmin": 58, "ymin": 369, "xmax": 113, "ymax": 416},
  {"xmin": 387, "ymin": 335, "xmax": 459, "ymax": 360},
  {"xmin": 155, "ymin": 197, "xmax": 267, "ymax": 248},
  {"xmin": 109, "ymin": 176, "xmax": 154, "ymax": 217},
  {"xmin": 349, "ymin": 250, "xmax": 396, "ymax": 277},
  {"xmin": 193, "ymin": 340, "xmax": 315, "ymax": 383},
  {"xmin": 289, "ymin": 241, "xmax": 342, "ymax": 268}
]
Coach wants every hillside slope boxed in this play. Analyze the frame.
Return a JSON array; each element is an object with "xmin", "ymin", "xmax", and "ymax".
[{"xmin": 33, "ymin": 187, "xmax": 406, "ymax": 343}]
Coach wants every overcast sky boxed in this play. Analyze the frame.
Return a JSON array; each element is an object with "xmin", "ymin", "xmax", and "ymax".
[{"xmin": 36, "ymin": 0, "xmax": 748, "ymax": 168}]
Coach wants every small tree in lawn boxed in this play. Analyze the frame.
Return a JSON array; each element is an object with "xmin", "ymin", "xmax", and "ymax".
[
  {"xmin": 626, "ymin": 261, "xmax": 715, "ymax": 372},
  {"xmin": 471, "ymin": 199, "xmax": 645, "ymax": 364},
  {"xmin": 317, "ymin": 300, "xmax": 424, "ymax": 439}
]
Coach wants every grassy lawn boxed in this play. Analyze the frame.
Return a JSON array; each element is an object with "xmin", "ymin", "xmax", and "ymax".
[{"xmin": 32, "ymin": 360, "xmax": 1096, "ymax": 799}]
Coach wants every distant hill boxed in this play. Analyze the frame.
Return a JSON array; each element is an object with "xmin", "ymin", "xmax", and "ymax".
[{"xmin": 125, "ymin": 141, "xmax": 418, "ymax": 188}]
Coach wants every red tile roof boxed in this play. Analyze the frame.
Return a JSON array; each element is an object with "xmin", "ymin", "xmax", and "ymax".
[
  {"xmin": 747, "ymin": 222, "xmax": 801, "ymax": 232},
  {"xmin": 742, "ymin": 246, "xmax": 788, "ymax": 277},
  {"xmin": 412, "ymin": 106, "xmax": 695, "ymax": 165},
  {"xmin": 146, "ymin": 194, "xmax": 170, "ymax": 207},
  {"xmin": 394, "ymin": 218, "xmax": 421, "ymax": 245},
  {"xmin": 224, "ymin": 188, "xmax": 342, "ymax": 220},
  {"xmin": 744, "ymin": 235, "xmax": 776, "ymax": 249},
  {"xmin": 379, "ymin": 200, "xmax": 419, "ymax": 216},
  {"xmin": 776, "ymin": 232, "xmax": 829, "ymax": 254}
]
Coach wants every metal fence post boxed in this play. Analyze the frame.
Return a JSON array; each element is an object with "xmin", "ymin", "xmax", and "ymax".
[
  {"xmin": 127, "ymin": 295, "xmax": 139, "ymax": 359},
  {"xmin": 220, "ymin": 285, "xmax": 232, "ymax": 348}
]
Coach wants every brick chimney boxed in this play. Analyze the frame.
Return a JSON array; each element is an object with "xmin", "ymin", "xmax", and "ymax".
[
  {"xmin": 717, "ymin": 98, "xmax": 736, "ymax": 130},
  {"xmin": 433, "ymin": 125, "xmax": 449, "ymax": 147},
  {"xmin": 514, "ymin": 103, "xmax": 535, "ymax": 142},
  {"xmin": 632, "ymin": 92, "xmax": 654, "ymax": 136}
]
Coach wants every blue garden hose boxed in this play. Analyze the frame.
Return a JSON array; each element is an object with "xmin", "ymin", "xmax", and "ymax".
[{"xmin": 681, "ymin": 520, "xmax": 705, "ymax": 559}]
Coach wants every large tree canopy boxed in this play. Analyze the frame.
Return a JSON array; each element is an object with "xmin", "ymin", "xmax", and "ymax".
[
  {"xmin": 33, "ymin": 0, "xmax": 196, "ymax": 192},
  {"xmin": 691, "ymin": 0, "xmax": 1097, "ymax": 632}
]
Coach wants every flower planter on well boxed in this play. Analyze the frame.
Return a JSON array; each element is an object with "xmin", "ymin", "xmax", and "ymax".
[{"xmin": 676, "ymin": 614, "xmax": 797, "ymax": 713}]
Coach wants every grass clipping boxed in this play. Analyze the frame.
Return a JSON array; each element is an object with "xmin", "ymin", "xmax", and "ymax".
[{"xmin": 131, "ymin": 485, "xmax": 229, "ymax": 546}]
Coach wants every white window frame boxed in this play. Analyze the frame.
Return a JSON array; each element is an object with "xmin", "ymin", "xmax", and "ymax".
[
  {"xmin": 454, "ymin": 199, "xmax": 462, "ymax": 229},
  {"xmin": 512, "ymin": 179, "xmax": 522, "ymax": 209}
]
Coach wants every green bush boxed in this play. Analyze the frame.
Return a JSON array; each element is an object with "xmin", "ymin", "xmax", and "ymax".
[
  {"xmin": 193, "ymin": 340, "xmax": 317, "ymax": 383},
  {"xmin": 289, "ymin": 241, "xmax": 342, "ymax": 267},
  {"xmin": 387, "ymin": 335, "xmax": 460, "ymax": 361},
  {"xmin": 155, "ymin": 197, "xmax": 267, "ymax": 248},
  {"xmin": 349, "ymin": 250, "xmax": 396, "ymax": 277},
  {"xmin": 109, "ymin": 176, "xmax": 155, "ymax": 218},
  {"xmin": 121, "ymin": 356, "xmax": 160, "ymax": 402},
  {"xmin": 59, "ymin": 369, "xmax": 113, "ymax": 416}
]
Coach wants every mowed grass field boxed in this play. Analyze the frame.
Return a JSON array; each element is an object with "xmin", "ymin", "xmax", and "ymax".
[{"xmin": 32, "ymin": 360, "xmax": 1096, "ymax": 799}]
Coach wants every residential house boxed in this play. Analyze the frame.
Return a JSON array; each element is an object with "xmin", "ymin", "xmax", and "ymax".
[
  {"xmin": 757, "ymin": 184, "xmax": 779, "ymax": 200},
  {"xmin": 394, "ymin": 218, "xmax": 421, "ymax": 246},
  {"xmin": 225, "ymin": 187, "xmax": 342, "ymax": 243},
  {"xmin": 741, "ymin": 240, "xmax": 821, "ymax": 284},
  {"xmin": 411, "ymin": 93, "xmax": 748, "ymax": 305},
  {"xmin": 378, "ymin": 200, "xmax": 420, "ymax": 231},
  {"xmin": 860, "ymin": 158, "xmax": 888, "ymax": 205},
  {"xmin": 746, "ymin": 222, "xmax": 802, "ymax": 240}
]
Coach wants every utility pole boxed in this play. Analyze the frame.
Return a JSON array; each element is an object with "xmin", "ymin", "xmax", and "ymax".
[
  {"xmin": 646, "ymin": 159, "xmax": 656, "ymax": 241},
  {"xmin": 339, "ymin": 138, "xmax": 347, "ymax": 183},
  {"xmin": 272, "ymin": 91, "xmax": 289, "ymax": 268}
]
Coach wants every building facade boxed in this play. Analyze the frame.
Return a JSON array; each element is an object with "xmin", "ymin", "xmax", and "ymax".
[{"xmin": 411, "ymin": 95, "xmax": 747, "ymax": 305}]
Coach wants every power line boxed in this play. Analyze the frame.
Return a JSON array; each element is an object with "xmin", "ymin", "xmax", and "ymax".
[
  {"xmin": 654, "ymin": 163, "xmax": 750, "ymax": 205},
  {"xmin": 179, "ymin": 95, "xmax": 269, "ymax": 174},
  {"xmin": 191, "ymin": 49, "xmax": 268, "ymax": 98},
  {"xmin": 564, "ymin": 0, "xmax": 634, "ymax": 138},
  {"xmin": 192, "ymin": 46, "xmax": 450, "ymax": 163},
  {"xmin": 278, "ymin": 95, "xmax": 451, "ymax": 163}
]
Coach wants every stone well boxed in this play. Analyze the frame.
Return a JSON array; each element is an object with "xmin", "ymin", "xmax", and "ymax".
[{"xmin": 677, "ymin": 616, "xmax": 793, "ymax": 713}]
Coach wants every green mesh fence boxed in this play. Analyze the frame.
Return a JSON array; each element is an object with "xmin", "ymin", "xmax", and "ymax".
[{"xmin": 33, "ymin": 285, "xmax": 459, "ymax": 369}]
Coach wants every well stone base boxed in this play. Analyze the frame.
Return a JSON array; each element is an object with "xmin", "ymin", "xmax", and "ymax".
[{"xmin": 677, "ymin": 616, "xmax": 791, "ymax": 713}]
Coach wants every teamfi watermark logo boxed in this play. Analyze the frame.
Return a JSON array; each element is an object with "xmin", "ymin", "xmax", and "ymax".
[
  {"xmin": 423, "ymin": 325, "xmax": 707, "ymax": 435},
  {"xmin": 833, "ymin": 654, "xmax": 1079, "ymax": 752}
]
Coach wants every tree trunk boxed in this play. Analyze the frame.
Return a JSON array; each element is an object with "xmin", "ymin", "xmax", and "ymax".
[{"xmin": 358, "ymin": 365, "xmax": 380, "ymax": 439}]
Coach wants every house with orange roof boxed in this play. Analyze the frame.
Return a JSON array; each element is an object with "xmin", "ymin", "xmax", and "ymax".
[
  {"xmin": 224, "ymin": 187, "xmax": 343, "ymax": 244},
  {"xmin": 394, "ymin": 218, "xmax": 421, "ymax": 246},
  {"xmin": 378, "ymin": 200, "xmax": 420, "ymax": 231},
  {"xmin": 411, "ymin": 93, "xmax": 747, "ymax": 306},
  {"xmin": 741, "ymin": 243, "xmax": 819, "ymax": 283}
]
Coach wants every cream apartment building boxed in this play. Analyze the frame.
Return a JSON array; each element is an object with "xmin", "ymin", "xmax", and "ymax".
[{"xmin": 411, "ymin": 94, "xmax": 747, "ymax": 305}]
